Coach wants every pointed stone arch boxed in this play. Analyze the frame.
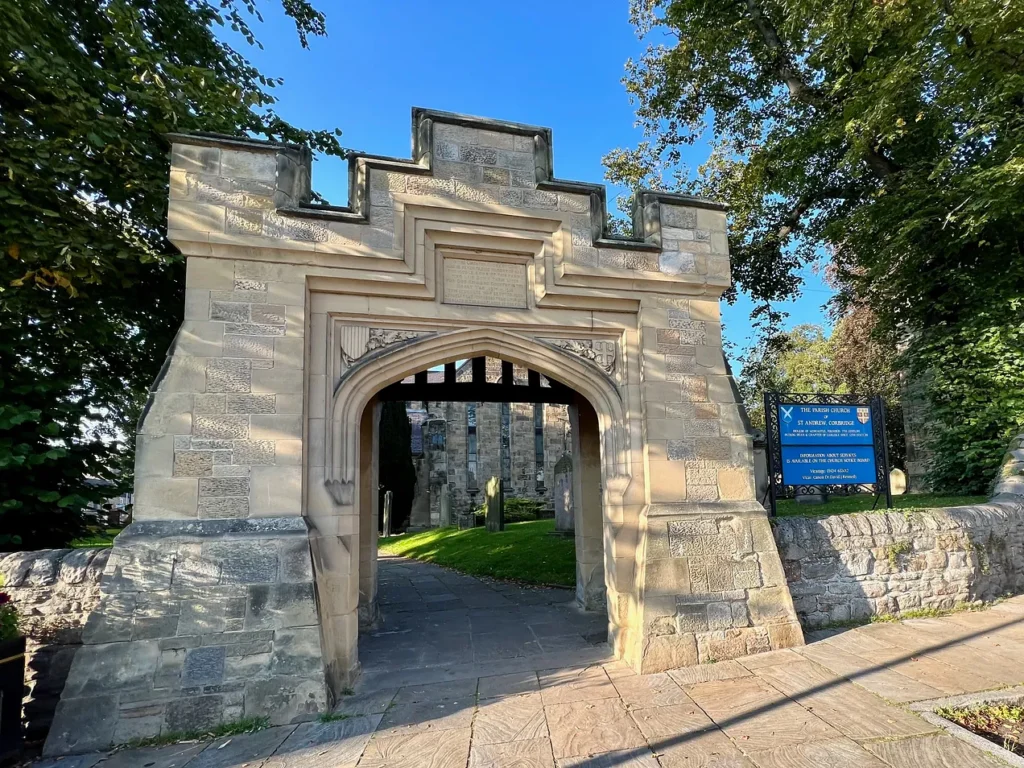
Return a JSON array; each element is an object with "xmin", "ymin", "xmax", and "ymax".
[{"xmin": 313, "ymin": 326, "xmax": 637, "ymax": 688}]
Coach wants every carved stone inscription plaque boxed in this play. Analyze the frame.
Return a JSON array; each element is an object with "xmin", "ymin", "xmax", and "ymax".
[{"xmin": 443, "ymin": 257, "xmax": 528, "ymax": 309}]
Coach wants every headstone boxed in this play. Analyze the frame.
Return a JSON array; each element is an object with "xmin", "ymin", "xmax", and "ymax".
[
  {"xmin": 485, "ymin": 476, "xmax": 504, "ymax": 532},
  {"xmin": 407, "ymin": 456, "xmax": 431, "ymax": 531},
  {"xmin": 794, "ymin": 487, "xmax": 827, "ymax": 505},
  {"xmin": 439, "ymin": 484, "xmax": 451, "ymax": 527},
  {"xmin": 553, "ymin": 454, "xmax": 574, "ymax": 533},
  {"xmin": 889, "ymin": 468, "xmax": 907, "ymax": 496},
  {"xmin": 382, "ymin": 490, "xmax": 392, "ymax": 537}
]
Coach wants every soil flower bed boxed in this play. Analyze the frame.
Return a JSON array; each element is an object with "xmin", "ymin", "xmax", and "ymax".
[{"xmin": 938, "ymin": 703, "xmax": 1024, "ymax": 756}]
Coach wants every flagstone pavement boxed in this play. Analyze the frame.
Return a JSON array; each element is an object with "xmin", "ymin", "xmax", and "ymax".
[{"xmin": 32, "ymin": 555, "xmax": 1024, "ymax": 767}]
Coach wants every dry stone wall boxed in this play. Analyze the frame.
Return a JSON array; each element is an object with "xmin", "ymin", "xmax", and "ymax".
[
  {"xmin": 774, "ymin": 434, "xmax": 1024, "ymax": 628},
  {"xmin": 0, "ymin": 549, "xmax": 108, "ymax": 743}
]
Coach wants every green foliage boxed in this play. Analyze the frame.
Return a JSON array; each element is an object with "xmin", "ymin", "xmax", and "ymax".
[
  {"xmin": 124, "ymin": 716, "xmax": 269, "ymax": 749},
  {"xmin": 378, "ymin": 519, "xmax": 575, "ymax": 587},
  {"xmin": 609, "ymin": 0, "xmax": 1024, "ymax": 492},
  {"xmin": 317, "ymin": 712, "xmax": 351, "ymax": 723},
  {"xmin": 738, "ymin": 324, "xmax": 842, "ymax": 429},
  {"xmin": 0, "ymin": 0, "xmax": 342, "ymax": 550},
  {"xmin": 916, "ymin": 302, "xmax": 1024, "ymax": 492},
  {"xmin": 503, "ymin": 496, "xmax": 547, "ymax": 522},
  {"xmin": 378, "ymin": 402, "xmax": 416, "ymax": 531},
  {"xmin": 0, "ymin": 575, "xmax": 19, "ymax": 641},
  {"xmin": 884, "ymin": 540, "xmax": 913, "ymax": 568}
]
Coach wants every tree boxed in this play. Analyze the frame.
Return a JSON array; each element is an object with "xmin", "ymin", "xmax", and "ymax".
[
  {"xmin": 378, "ymin": 402, "xmax": 416, "ymax": 532},
  {"xmin": 738, "ymin": 316, "xmax": 906, "ymax": 468},
  {"xmin": 737, "ymin": 324, "xmax": 839, "ymax": 429},
  {"xmin": 608, "ymin": 0, "xmax": 1024, "ymax": 492},
  {"xmin": 0, "ymin": 0, "xmax": 343, "ymax": 550}
]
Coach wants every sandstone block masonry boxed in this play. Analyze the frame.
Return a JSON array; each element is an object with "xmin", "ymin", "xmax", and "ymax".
[
  {"xmin": 43, "ymin": 519, "xmax": 327, "ymax": 756},
  {"xmin": 47, "ymin": 107, "xmax": 804, "ymax": 752},
  {"xmin": 775, "ymin": 433, "xmax": 1024, "ymax": 628},
  {"xmin": 0, "ymin": 549, "xmax": 108, "ymax": 743}
]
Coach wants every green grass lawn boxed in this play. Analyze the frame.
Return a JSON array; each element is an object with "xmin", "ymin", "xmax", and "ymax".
[
  {"xmin": 775, "ymin": 492, "xmax": 988, "ymax": 518},
  {"xmin": 70, "ymin": 527, "xmax": 122, "ymax": 548},
  {"xmin": 378, "ymin": 519, "xmax": 575, "ymax": 587}
]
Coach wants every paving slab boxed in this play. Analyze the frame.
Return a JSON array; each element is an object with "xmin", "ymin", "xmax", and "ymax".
[
  {"xmin": 377, "ymin": 699, "xmax": 476, "ymax": 734},
  {"xmin": 610, "ymin": 672, "xmax": 690, "ymax": 707},
  {"xmin": 666, "ymin": 659, "xmax": 750, "ymax": 687},
  {"xmin": 356, "ymin": 726, "xmax": 472, "ymax": 768},
  {"xmin": 745, "ymin": 737, "xmax": 889, "ymax": 768},
  {"xmin": 538, "ymin": 665, "xmax": 618, "ymax": 705},
  {"xmin": 556, "ymin": 747, "xmax": 661, "ymax": 767},
  {"xmin": 628, "ymin": 703, "xmax": 715, "ymax": 741},
  {"xmin": 332, "ymin": 688, "xmax": 397, "ymax": 716},
  {"xmin": 754, "ymin": 660, "xmax": 937, "ymax": 741},
  {"xmin": 469, "ymin": 737, "xmax": 555, "ymax": 768},
  {"xmin": 391, "ymin": 678, "xmax": 478, "ymax": 705},
  {"xmin": 97, "ymin": 742, "xmax": 206, "ymax": 768},
  {"xmin": 650, "ymin": 727, "xmax": 755, "ymax": 768},
  {"xmin": 261, "ymin": 716, "xmax": 380, "ymax": 768},
  {"xmin": 477, "ymin": 670, "xmax": 540, "ymax": 699},
  {"xmin": 863, "ymin": 733, "xmax": 1007, "ymax": 767},
  {"xmin": 186, "ymin": 725, "xmax": 296, "ymax": 768},
  {"xmin": 545, "ymin": 699, "xmax": 647, "ymax": 759},
  {"xmin": 797, "ymin": 641, "xmax": 947, "ymax": 702},
  {"xmin": 473, "ymin": 692, "xmax": 547, "ymax": 745},
  {"xmin": 686, "ymin": 676, "xmax": 841, "ymax": 752}
]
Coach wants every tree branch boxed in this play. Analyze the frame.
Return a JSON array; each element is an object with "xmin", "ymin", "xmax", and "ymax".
[
  {"xmin": 743, "ymin": 0, "xmax": 901, "ymax": 178},
  {"xmin": 744, "ymin": 0, "xmax": 822, "ymax": 106}
]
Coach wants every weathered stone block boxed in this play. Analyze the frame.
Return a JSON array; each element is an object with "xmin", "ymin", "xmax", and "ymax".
[
  {"xmin": 182, "ymin": 645, "xmax": 227, "ymax": 687},
  {"xmin": 173, "ymin": 450, "xmax": 214, "ymax": 478},
  {"xmin": 270, "ymin": 627, "xmax": 323, "ymax": 677},
  {"xmin": 61, "ymin": 640, "xmax": 160, "ymax": 697},
  {"xmin": 44, "ymin": 694, "xmax": 120, "ymax": 755},
  {"xmin": 165, "ymin": 693, "xmax": 225, "ymax": 732},
  {"xmin": 245, "ymin": 583, "xmax": 318, "ymax": 631},
  {"xmin": 206, "ymin": 359, "xmax": 252, "ymax": 394},
  {"xmin": 199, "ymin": 477, "xmax": 249, "ymax": 497},
  {"xmin": 226, "ymin": 394, "xmax": 276, "ymax": 414},
  {"xmin": 204, "ymin": 542, "xmax": 279, "ymax": 584},
  {"xmin": 178, "ymin": 595, "xmax": 247, "ymax": 636},
  {"xmin": 194, "ymin": 415, "xmax": 250, "ymax": 441},
  {"xmin": 224, "ymin": 335, "xmax": 274, "ymax": 359},
  {"xmin": 198, "ymin": 497, "xmax": 250, "ymax": 519},
  {"xmin": 243, "ymin": 675, "xmax": 327, "ymax": 723}
]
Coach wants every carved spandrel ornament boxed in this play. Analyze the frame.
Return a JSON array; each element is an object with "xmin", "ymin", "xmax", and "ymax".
[
  {"xmin": 337, "ymin": 326, "xmax": 429, "ymax": 372},
  {"xmin": 540, "ymin": 338, "xmax": 618, "ymax": 376}
]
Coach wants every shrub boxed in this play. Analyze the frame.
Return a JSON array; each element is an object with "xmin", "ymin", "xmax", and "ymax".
[{"xmin": 0, "ymin": 576, "xmax": 19, "ymax": 641}]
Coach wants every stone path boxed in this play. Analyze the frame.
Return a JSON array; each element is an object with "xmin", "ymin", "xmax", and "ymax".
[{"xmin": 32, "ymin": 558, "xmax": 1024, "ymax": 767}]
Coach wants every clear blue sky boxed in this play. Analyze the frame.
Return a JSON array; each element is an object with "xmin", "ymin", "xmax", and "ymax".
[{"xmin": 219, "ymin": 0, "xmax": 833, "ymax": 360}]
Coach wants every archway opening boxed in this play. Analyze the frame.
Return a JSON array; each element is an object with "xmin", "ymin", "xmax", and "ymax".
[
  {"xmin": 351, "ymin": 355, "xmax": 610, "ymax": 681},
  {"xmin": 319, "ymin": 326, "xmax": 632, "ymax": 691}
]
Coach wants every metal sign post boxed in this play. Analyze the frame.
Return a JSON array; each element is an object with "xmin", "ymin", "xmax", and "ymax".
[{"xmin": 764, "ymin": 392, "xmax": 892, "ymax": 516}]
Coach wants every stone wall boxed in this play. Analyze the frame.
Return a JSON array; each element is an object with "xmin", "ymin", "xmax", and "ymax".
[
  {"xmin": 774, "ymin": 433, "xmax": 1024, "ymax": 628},
  {"xmin": 0, "ymin": 549, "xmax": 108, "ymax": 744},
  {"xmin": 42, "ymin": 519, "xmax": 327, "ymax": 756}
]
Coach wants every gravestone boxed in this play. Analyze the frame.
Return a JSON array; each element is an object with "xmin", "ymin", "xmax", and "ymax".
[
  {"xmin": 553, "ymin": 453, "xmax": 574, "ymax": 533},
  {"xmin": 407, "ymin": 456, "xmax": 431, "ymax": 531},
  {"xmin": 382, "ymin": 490, "xmax": 393, "ymax": 537},
  {"xmin": 890, "ymin": 468, "xmax": 907, "ymax": 495},
  {"xmin": 439, "ymin": 484, "xmax": 451, "ymax": 526},
  {"xmin": 485, "ymin": 476, "xmax": 504, "ymax": 532}
]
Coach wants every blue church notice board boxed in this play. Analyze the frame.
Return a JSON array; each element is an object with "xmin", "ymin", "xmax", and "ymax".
[{"xmin": 778, "ymin": 403, "xmax": 877, "ymax": 486}]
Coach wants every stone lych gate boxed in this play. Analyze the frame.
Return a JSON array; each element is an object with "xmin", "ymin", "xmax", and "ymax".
[{"xmin": 45, "ymin": 108, "xmax": 803, "ymax": 755}]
